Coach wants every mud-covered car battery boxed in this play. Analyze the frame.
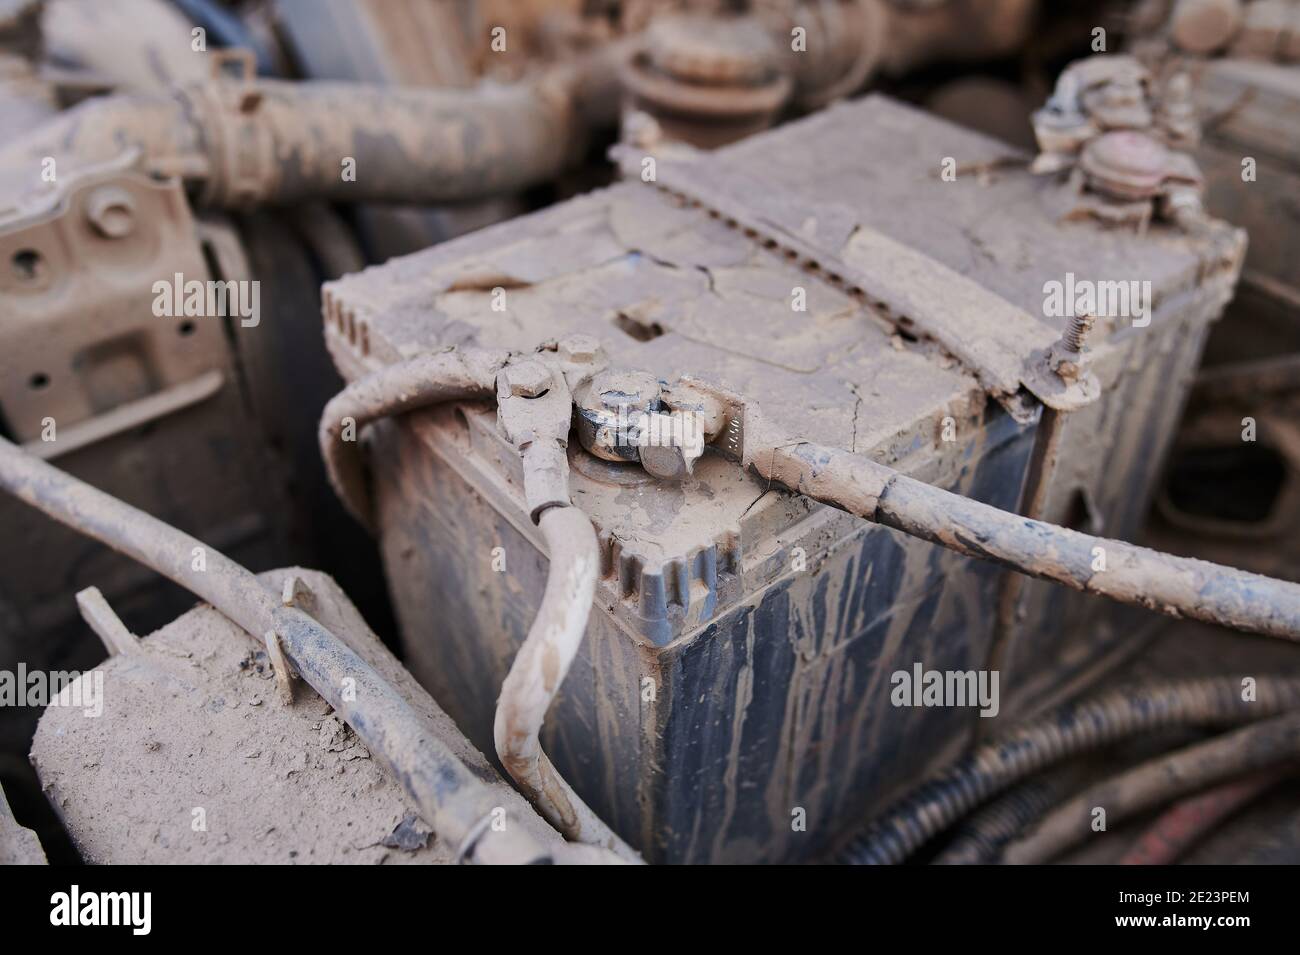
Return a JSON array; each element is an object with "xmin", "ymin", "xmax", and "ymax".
[{"xmin": 322, "ymin": 96, "xmax": 1243, "ymax": 862}]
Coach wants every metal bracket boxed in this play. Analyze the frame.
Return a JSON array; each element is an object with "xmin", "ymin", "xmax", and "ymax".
[
  {"xmin": 281, "ymin": 574, "xmax": 313, "ymax": 610},
  {"xmin": 75, "ymin": 586, "xmax": 140, "ymax": 656},
  {"xmin": 262, "ymin": 629, "xmax": 297, "ymax": 706},
  {"xmin": 21, "ymin": 371, "xmax": 225, "ymax": 460},
  {"xmin": 614, "ymin": 146, "xmax": 1101, "ymax": 418}
]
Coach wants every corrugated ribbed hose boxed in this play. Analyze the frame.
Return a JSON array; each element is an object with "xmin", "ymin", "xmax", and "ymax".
[
  {"xmin": 836, "ymin": 676, "xmax": 1300, "ymax": 864},
  {"xmin": 931, "ymin": 766, "xmax": 1089, "ymax": 865},
  {"xmin": 1002, "ymin": 712, "xmax": 1300, "ymax": 864}
]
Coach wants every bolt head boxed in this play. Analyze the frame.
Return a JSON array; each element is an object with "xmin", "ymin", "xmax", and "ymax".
[
  {"xmin": 557, "ymin": 334, "xmax": 603, "ymax": 365},
  {"xmin": 504, "ymin": 360, "xmax": 552, "ymax": 398},
  {"xmin": 575, "ymin": 369, "xmax": 664, "ymax": 462},
  {"xmin": 637, "ymin": 411, "xmax": 705, "ymax": 482},
  {"xmin": 588, "ymin": 369, "xmax": 662, "ymax": 415},
  {"xmin": 85, "ymin": 186, "xmax": 135, "ymax": 239},
  {"xmin": 640, "ymin": 443, "xmax": 691, "ymax": 482},
  {"xmin": 1056, "ymin": 359, "xmax": 1082, "ymax": 381},
  {"xmin": 1080, "ymin": 131, "xmax": 1169, "ymax": 201}
]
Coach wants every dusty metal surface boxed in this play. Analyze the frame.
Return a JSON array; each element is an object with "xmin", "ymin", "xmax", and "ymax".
[
  {"xmin": 31, "ymin": 568, "xmax": 556, "ymax": 864},
  {"xmin": 0, "ymin": 777, "xmax": 44, "ymax": 864},
  {"xmin": 619, "ymin": 11, "xmax": 794, "ymax": 147},
  {"xmin": 0, "ymin": 158, "xmax": 227, "ymax": 444},
  {"xmin": 327, "ymin": 92, "xmax": 1244, "ymax": 703}
]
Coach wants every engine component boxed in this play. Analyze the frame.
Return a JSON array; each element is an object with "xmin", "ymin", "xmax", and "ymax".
[
  {"xmin": 931, "ymin": 766, "xmax": 1090, "ymax": 864},
  {"xmin": 619, "ymin": 11, "xmax": 793, "ymax": 148},
  {"xmin": 0, "ymin": 55, "xmax": 590, "ymax": 210},
  {"xmin": 839, "ymin": 675, "xmax": 1300, "ymax": 863},
  {"xmin": 0, "ymin": 432, "xmax": 630, "ymax": 864},
  {"xmin": 1031, "ymin": 54, "xmax": 1217, "ymax": 234},
  {"xmin": 319, "ymin": 94, "xmax": 1245, "ymax": 862},
  {"xmin": 31, "ymin": 568, "xmax": 559, "ymax": 864},
  {"xmin": 1, "ymin": 0, "xmax": 1287, "ymax": 873},
  {"xmin": 1002, "ymin": 709, "xmax": 1300, "ymax": 863},
  {"xmin": 1128, "ymin": 3, "xmax": 1300, "ymax": 583},
  {"xmin": 0, "ymin": 152, "xmax": 294, "ymax": 760}
]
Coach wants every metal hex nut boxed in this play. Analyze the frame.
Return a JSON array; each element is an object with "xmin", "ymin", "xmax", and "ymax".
[
  {"xmin": 588, "ymin": 369, "xmax": 662, "ymax": 414},
  {"xmin": 557, "ymin": 334, "xmax": 603, "ymax": 365},
  {"xmin": 503, "ymin": 360, "xmax": 552, "ymax": 398}
]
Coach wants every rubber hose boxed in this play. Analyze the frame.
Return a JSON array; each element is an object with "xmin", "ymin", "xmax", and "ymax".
[{"xmin": 837, "ymin": 676, "xmax": 1300, "ymax": 864}]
